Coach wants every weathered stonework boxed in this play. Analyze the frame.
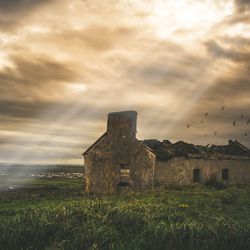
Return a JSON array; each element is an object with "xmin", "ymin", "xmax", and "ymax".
[
  {"xmin": 155, "ymin": 158, "xmax": 250, "ymax": 186},
  {"xmin": 83, "ymin": 111, "xmax": 155, "ymax": 194},
  {"xmin": 83, "ymin": 110, "xmax": 250, "ymax": 193}
]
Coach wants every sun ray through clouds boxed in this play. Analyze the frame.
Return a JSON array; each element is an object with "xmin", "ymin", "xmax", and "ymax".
[{"xmin": 0, "ymin": 0, "xmax": 249, "ymax": 170}]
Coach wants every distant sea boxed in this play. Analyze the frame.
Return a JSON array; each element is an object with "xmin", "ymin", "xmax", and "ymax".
[{"xmin": 0, "ymin": 163, "xmax": 83, "ymax": 190}]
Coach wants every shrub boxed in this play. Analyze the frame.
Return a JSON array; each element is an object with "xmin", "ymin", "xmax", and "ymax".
[{"xmin": 205, "ymin": 174, "xmax": 225, "ymax": 190}]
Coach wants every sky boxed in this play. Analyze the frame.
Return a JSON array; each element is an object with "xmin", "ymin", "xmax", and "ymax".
[{"xmin": 0, "ymin": 0, "xmax": 249, "ymax": 164}]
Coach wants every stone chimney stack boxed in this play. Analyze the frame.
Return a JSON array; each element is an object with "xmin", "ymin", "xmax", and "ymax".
[{"xmin": 107, "ymin": 110, "xmax": 137, "ymax": 136}]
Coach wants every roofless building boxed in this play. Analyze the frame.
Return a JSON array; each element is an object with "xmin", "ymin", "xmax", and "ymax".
[{"xmin": 83, "ymin": 111, "xmax": 250, "ymax": 193}]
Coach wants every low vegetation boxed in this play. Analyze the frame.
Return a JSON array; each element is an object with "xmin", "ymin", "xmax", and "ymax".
[
  {"xmin": 0, "ymin": 178, "xmax": 250, "ymax": 250},
  {"xmin": 205, "ymin": 174, "xmax": 226, "ymax": 190}
]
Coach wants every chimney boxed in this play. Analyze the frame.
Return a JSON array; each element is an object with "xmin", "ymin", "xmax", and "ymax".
[{"xmin": 107, "ymin": 110, "xmax": 137, "ymax": 135}]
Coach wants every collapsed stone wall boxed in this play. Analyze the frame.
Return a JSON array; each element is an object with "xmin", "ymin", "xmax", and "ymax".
[{"xmin": 155, "ymin": 158, "xmax": 250, "ymax": 186}]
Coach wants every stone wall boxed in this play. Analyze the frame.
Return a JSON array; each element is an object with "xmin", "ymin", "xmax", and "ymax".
[
  {"xmin": 107, "ymin": 111, "xmax": 137, "ymax": 135},
  {"xmin": 84, "ymin": 133, "xmax": 114, "ymax": 193},
  {"xmin": 155, "ymin": 158, "xmax": 250, "ymax": 186},
  {"xmin": 84, "ymin": 127, "xmax": 155, "ymax": 194}
]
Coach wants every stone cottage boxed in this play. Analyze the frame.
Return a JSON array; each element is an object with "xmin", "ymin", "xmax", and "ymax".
[{"xmin": 83, "ymin": 110, "xmax": 250, "ymax": 193}]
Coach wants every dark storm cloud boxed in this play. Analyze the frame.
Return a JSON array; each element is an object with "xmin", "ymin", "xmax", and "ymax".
[
  {"xmin": 127, "ymin": 54, "xmax": 206, "ymax": 86},
  {"xmin": 0, "ymin": 54, "xmax": 79, "ymax": 102},
  {"xmin": 0, "ymin": 19, "xmax": 22, "ymax": 32},
  {"xmin": 186, "ymin": 102, "xmax": 250, "ymax": 144},
  {"xmin": 0, "ymin": 98, "xmax": 110, "ymax": 122},
  {"xmin": 0, "ymin": 53, "xmax": 83, "ymax": 133},
  {"xmin": 205, "ymin": 40, "xmax": 250, "ymax": 63},
  {"xmin": 197, "ymin": 37, "xmax": 250, "ymax": 105},
  {"xmin": 0, "ymin": 0, "xmax": 250, "ymax": 163},
  {"xmin": 204, "ymin": 70, "xmax": 250, "ymax": 106},
  {"xmin": 184, "ymin": 61, "xmax": 250, "ymax": 146},
  {"xmin": 190, "ymin": 102, "xmax": 250, "ymax": 125},
  {"xmin": 234, "ymin": 0, "xmax": 250, "ymax": 12},
  {"xmin": 0, "ymin": 100, "xmax": 56, "ymax": 118},
  {"xmin": 5, "ymin": 55, "xmax": 78, "ymax": 83},
  {"xmin": 204, "ymin": 38, "xmax": 250, "ymax": 101},
  {"xmin": 224, "ymin": 14, "xmax": 250, "ymax": 25},
  {"xmin": 215, "ymin": 4, "xmax": 250, "ymax": 31},
  {"xmin": 222, "ymin": 36, "xmax": 250, "ymax": 47},
  {"xmin": 124, "ymin": 40, "xmax": 206, "ymax": 86},
  {"xmin": 168, "ymin": 34, "xmax": 250, "ymax": 147},
  {"xmin": 0, "ymin": 0, "xmax": 53, "ymax": 14}
]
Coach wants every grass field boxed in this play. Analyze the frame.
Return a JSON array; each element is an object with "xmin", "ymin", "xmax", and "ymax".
[{"xmin": 0, "ymin": 178, "xmax": 250, "ymax": 250}]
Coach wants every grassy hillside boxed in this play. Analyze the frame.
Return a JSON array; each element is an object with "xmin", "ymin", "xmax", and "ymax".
[{"xmin": 0, "ymin": 179, "xmax": 250, "ymax": 250}]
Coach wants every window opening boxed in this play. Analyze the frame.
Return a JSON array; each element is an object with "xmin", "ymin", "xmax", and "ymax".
[
  {"xmin": 222, "ymin": 169, "xmax": 229, "ymax": 181},
  {"xmin": 193, "ymin": 169, "xmax": 200, "ymax": 183}
]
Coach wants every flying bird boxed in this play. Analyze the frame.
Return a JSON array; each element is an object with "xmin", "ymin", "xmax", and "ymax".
[
  {"xmin": 204, "ymin": 134, "xmax": 207, "ymax": 137},
  {"xmin": 233, "ymin": 121, "xmax": 236, "ymax": 126},
  {"xmin": 244, "ymin": 133, "xmax": 248, "ymax": 137},
  {"xmin": 204, "ymin": 112, "xmax": 208, "ymax": 117},
  {"xmin": 187, "ymin": 124, "xmax": 190, "ymax": 128},
  {"xmin": 221, "ymin": 106, "xmax": 225, "ymax": 111}
]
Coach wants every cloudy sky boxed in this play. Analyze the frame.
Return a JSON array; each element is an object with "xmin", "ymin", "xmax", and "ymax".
[{"xmin": 0, "ymin": 0, "xmax": 249, "ymax": 164}]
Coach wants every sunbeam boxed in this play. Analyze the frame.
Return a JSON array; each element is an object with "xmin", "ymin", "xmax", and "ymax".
[{"xmin": 0, "ymin": 0, "xmax": 249, "ymax": 189}]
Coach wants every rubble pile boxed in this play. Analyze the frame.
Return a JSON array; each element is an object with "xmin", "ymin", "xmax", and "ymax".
[{"xmin": 143, "ymin": 139, "xmax": 250, "ymax": 161}]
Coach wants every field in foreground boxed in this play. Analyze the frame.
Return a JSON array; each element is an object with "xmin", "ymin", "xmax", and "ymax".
[{"xmin": 0, "ymin": 178, "xmax": 250, "ymax": 250}]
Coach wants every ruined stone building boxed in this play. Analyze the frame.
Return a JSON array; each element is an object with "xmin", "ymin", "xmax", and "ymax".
[{"xmin": 83, "ymin": 111, "xmax": 250, "ymax": 193}]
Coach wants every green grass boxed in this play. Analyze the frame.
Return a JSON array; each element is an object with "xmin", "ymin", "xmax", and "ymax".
[{"xmin": 0, "ymin": 179, "xmax": 250, "ymax": 250}]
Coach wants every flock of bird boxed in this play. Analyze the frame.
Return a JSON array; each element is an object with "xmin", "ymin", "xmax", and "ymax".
[{"xmin": 186, "ymin": 106, "xmax": 250, "ymax": 138}]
